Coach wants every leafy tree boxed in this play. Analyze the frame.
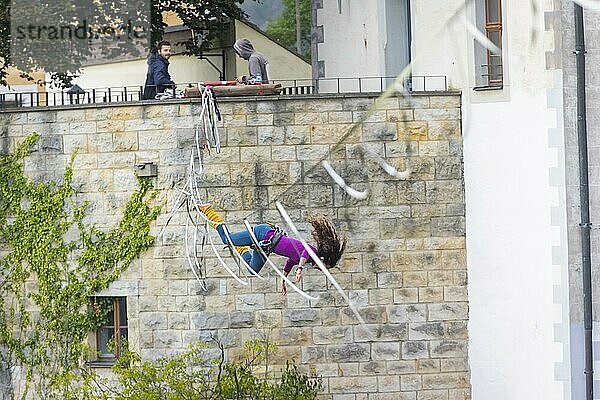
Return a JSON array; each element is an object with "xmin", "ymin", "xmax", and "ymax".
[
  {"xmin": 149, "ymin": 0, "xmax": 252, "ymax": 57},
  {"xmin": 0, "ymin": 0, "xmax": 255, "ymax": 88},
  {"xmin": 64, "ymin": 339, "xmax": 323, "ymax": 400},
  {"xmin": 4, "ymin": 0, "xmax": 150, "ymax": 88},
  {"xmin": 265, "ymin": 0, "xmax": 310, "ymax": 59}
]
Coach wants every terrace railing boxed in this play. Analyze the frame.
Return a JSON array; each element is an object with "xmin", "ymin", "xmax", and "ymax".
[{"xmin": 0, "ymin": 75, "xmax": 448, "ymax": 109}]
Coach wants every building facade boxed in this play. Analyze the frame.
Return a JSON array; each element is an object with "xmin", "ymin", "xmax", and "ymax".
[
  {"xmin": 2, "ymin": 0, "xmax": 599, "ymax": 399},
  {"xmin": 314, "ymin": 0, "xmax": 600, "ymax": 398},
  {"xmin": 1, "ymin": 92, "xmax": 468, "ymax": 399}
]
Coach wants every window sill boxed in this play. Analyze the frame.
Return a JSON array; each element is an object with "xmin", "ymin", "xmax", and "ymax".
[
  {"xmin": 473, "ymin": 85, "xmax": 503, "ymax": 91},
  {"xmin": 86, "ymin": 359, "xmax": 116, "ymax": 368}
]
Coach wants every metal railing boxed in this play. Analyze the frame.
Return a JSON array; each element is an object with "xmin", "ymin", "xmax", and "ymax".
[
  {"xmin": 272, "ymin": 75, "xmax": 447, "ymax": 95},
  {"xmin": 0, "ymin": 75, "xmax": 448, "ymax": 109}
]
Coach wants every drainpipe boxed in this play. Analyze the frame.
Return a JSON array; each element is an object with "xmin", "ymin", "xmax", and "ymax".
[
  {"xmin": 407, "ymin": 0, "xmax": 412, "ymax": 66},
  {"xmin": 406, "ymin": 0, "xmax": 412, "ymax": 90},
  {"xmin": 574, "ymin": 4, "xmax": 593, "ymax": 400},
  {"xmin": 310, "ymin": 0, "xmax": 320, "ymax": 93}
]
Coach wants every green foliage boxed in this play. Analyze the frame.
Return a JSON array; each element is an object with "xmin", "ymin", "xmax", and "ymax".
[
  {"xmin": 151, "ymin": 0, "xmax": 255, "ymax": 57},
  {"xmin": 265, "ymin": 0, "xmax": 311, "ymax": 59},
  {"xmin": 0, "ymin": 0, "xmax": 256, "ymax": 88},
  {"xmin": 0, "ymin": 133, "xmax": 160, "ymax": 399},
  {"xmin": 65, "ymin": 339, "xmax": 322, "ymax": 400},
  {"xmin": 0, "ymin": 0, "xmax": 151, "ymax": 88}
]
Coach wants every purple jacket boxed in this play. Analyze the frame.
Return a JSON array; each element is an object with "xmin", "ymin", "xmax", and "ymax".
[{"xmin": 265, "ymin": 231, "xmax": 317, "ymax": 273}]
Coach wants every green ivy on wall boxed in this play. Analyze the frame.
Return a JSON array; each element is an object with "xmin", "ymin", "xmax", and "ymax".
[{"xmin": 0, "ymin": 133, "xmax": 160, "ymax": 399}]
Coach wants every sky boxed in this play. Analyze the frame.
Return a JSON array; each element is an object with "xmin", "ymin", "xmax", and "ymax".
[{"xmin": 241, "ymin": 0, "xmax": 284, "ymax": 29}]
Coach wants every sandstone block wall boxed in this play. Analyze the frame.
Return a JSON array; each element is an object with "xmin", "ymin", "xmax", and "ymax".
[{"xmin": 0, "ymin": 92, "xmax": 468, "ymax": 400}]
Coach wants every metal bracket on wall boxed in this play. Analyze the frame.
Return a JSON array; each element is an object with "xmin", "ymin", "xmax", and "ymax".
[
  {"xmin": 135, "ymin": 162, "xmax": 158, "ymax": 178},
  {"xmin": 579, "ymin": 222, "xmax": 600, "ymax": 229},
  {"xmin": 197, "ymin": 49, "xmax": 226, "ymax": 81}
]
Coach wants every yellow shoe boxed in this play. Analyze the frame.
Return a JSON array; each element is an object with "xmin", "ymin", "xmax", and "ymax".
[
  {"xmin": 200, "ymin": 203, "xmax": 223, "ymax": 228},
  {"xmin": 235, "ymin": 246, "xmax": 250, "ymax": 256}
]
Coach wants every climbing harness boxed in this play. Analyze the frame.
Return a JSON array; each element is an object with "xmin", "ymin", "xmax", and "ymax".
[
  {"xmin": 255, "ymin": 226, "xmax": 286, "ymax": 256},
  {"xmin": 242, "ymin": 219, "xmax": 319, "ymax": 302},
  {"xmin": 194, "ymin": 210, "xmax": 264, "ymax": 281}
]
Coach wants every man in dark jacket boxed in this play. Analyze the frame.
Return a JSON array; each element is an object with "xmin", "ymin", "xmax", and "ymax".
[
  {"xmin": 233, "ymin": 38, "xmax": 269, "ymax": 84},
  {"xmin": 142, "ymin": 41, "xmax": 176, "ymax": 100}
]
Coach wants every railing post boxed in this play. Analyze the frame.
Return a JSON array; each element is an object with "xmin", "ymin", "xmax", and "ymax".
[
  {"xmin": 358, "ymin": 77, "xmax": 362, "ymax": 93},
  {"xmin": 107, "ymin": 88, "xmax": 112, "ymax": 102},
  {"xmin": 124, "ymin": 87, "xmax": 128, "ymax": 102}
]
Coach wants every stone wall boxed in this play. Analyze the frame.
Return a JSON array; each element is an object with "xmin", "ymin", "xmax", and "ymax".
[{"xmin": 0, "ymin": 92, "xmax": 467, "ymax": 400}]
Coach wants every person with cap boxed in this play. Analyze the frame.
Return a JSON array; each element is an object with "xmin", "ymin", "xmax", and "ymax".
[{"xmin": 233, "ymin": 38, "xmax": 269, "ymax": 85}]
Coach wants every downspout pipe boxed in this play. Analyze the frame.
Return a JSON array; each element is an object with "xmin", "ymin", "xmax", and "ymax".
[
  {"xmin": 407, "ymin": 0, "xmax": 412, "ymax": 75},
  {"xmin": 310, "ymin": 0, "xmax": 319, "ymax": 93},
  {"xmin": 574, "ymin": 4, "xmax": 593, "ymax": 400}
]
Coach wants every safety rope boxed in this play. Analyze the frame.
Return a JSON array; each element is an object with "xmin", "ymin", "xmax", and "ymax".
[
  {"xmin": 157, "ymin": 82, "xmax": 414, "ymax": 305},
  {"xmin": 194, "ymin": 209, "xmax": 264, "ymax": 281},
  {"xmin": 159, "ymin": 87, "xmax": 224, "ymax": 291}
]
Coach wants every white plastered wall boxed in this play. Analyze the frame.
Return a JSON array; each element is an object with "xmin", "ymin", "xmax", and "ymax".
[
  {"xmin": 316, "ymin": 0, "xmax": 387, "ymax": 91},
  {"xmin": 410, "ymin": 0, "xmax": 570, "ymax": 399},
  {"xmin": 72, "ymin": 55, "xmax": 221, "ymax": 91}
]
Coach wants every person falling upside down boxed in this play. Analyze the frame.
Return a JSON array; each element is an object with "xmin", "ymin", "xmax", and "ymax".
[{"xmin": 200, "ymin": 204, "xmax": 347, "ymax": 296}]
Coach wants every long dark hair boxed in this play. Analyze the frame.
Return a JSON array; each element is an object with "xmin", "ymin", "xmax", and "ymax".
[{"xmin": 308, "ymin": 215, "xmax": 346, "ymax": 269}]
